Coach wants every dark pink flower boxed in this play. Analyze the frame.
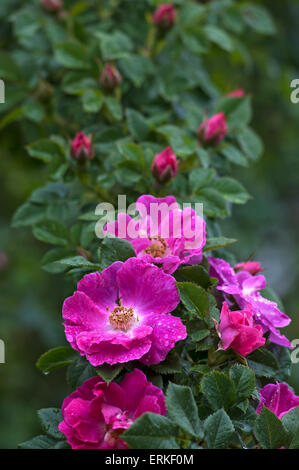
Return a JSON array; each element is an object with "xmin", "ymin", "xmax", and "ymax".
[
  {"xmin": 99, "ymin": 64, "xmax": 122, "ymax": 89},
  {"xmin": 41, "ymin": 0, "xmax": 63, "ymax": 12},
  {"xmin": 234, "ymin": 261, "xmax": 263, "ymax": 275},
  {"xmin": 219, "ymin": 301, "xmax": 265, "ymax": 356},
  {"xmin": 257, "ymin": 382, "xmax": 299, "ymax": 419},
  {"xmin": 59, "ymin": 368, "xmax": 166, "ymax": 449},
  {"xmin": 71, "ymin": 131, "xmax": 94, "ymax": 161},
  {"xmin": 104, "ymin": 195, "xmax": 206, "ymax": 274},
  {"xmin": 153, "ymin": 4, "xmax": 176, "ymax": 29},
  {"xmin": 62, "ymin": 258, "xmax": 186, "ymax": 366},
  {"xmin": 227, "ymin": 89, "xmax": 245, "ymax": 98},
  {"xmin": 197, "ymin": 112, "xmax": 227, "ymax": 146},
  {"xmin": 208, "ymin": 256, "xmax": 292, "ymax": 348},
  {"xmin": 152, "ymin": 147, "xmax": 178, "ymax": 184}
]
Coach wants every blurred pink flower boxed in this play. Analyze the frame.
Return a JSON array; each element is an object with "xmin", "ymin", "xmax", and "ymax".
[
  {"xmin": 257, "ymin": 382, "xmax": 299, "ymax": 419},
  {"xmin": 234, "ymin": 261, "xmax": 263, "ymax": 275},
  {"xmin": 71, "ymin": 132, "xmax": 94, "ymax": 161},
  {"xmin": 227, "ymin": 89, "xmax": 245, "ymax": 98},
  {"xmin": 99, "ymin": 64, "xmax": 122, "ymax": 89},
  {"xmin": 153, "ymin": 4, "xmax": 176, "ymax": 29},
  {"xmin": 59, "ymin": 369, "xmax": 166, "ymax": 449},
  {"xmin": 41, "ymin": 0, "xmax": 63, "ymax": 12}
]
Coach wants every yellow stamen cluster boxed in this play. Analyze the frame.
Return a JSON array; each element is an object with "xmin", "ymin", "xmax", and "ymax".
[
  {"xmin": 109, "ymin": 304, "xmax": 135, "ymax": 331},
  {"xmin": 145, "ymin": 235, "xmax": 167, "ymax": 258}
]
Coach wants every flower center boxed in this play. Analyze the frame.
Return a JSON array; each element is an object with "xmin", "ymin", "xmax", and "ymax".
[
  {"xmin": 108, "ymin": 303, "xmax": 136, "ymax": 332},
  {"xmin": 145, "ymin": 235, "xmax": 168, "ymax": 258}
]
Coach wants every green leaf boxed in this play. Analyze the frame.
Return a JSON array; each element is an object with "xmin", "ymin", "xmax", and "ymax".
[
  {"xmin": 281, "ymin": 407, "xmax": 299, "ymax": 446},
  {"xmin": 204, "ymin": 409, "xmax": 234, "ymax": 449},
  {"xmin": 36, "ymin": 347, "xmax": 77, "ymax": 374},
  {"xmin": 12, "ymin": 202, "xmax": 45, "ymax": 228},
  {"xmin": 122, "ymin": 413, "xmax": 179, "ymax": 449},
  {"xmin": 176, "ymin": 265, "xmax": 213, "ymax": 289},
  {"xmin": 105, "ymin": 96, "xmax": 122, "ymax": 121},
  {"xmin": 55, "ymin": 41, "xmax": 88, "ymax": 69},
  {"xmin": 96, "ymin": 31, "xmax": 133, "ymax": 60},
  {"xmin": 99, "ymin": 237, "xmax": 135, "ymax": 269},
  {"xmin": 96, "ymin": 364, "xmax": 123, "ymax": 384},
  {"xmin": 247, "ymin": 348, "xmax": 279, "ymax": 378},
  {"xmin": 19, "ymin": 435, "xmax": 60, "ymax": 449},
  {"xmin": 254, "ymin": 407, "xmax": 287, "ymax": 449},
  {"xmin": 204, "ymin": 237, "xmax": 237, "ymax": 252},
  {"xmin": 177, "ymin": 282, "xmax": 209, "ymax": 318},
  {"xmin": 151, "ymin": 350, "xmax": 182, "ymax": 375},
  {"xmin": 229, "ymin": 365, "xmax": 255, "ymax": 401},
  {"xmin": 82, "ymin": 89, "xmax": 103, "ymax": 113},
  {"xmin": 118, "ymin": 142, "xmax": 145, "ymax": 167},
  {"xmin": 27, "ymin": 139, "xmax": 64, "ymax": 163},
  {"xmin": 201, "ymin": 371, "xmax": 236, "ymax": 411},
  {"xmin": 189, "ymin": 168, "xmax": 215, "ymax": 192},
  {"xmin": 204, "ymin": 25, "xmax": 234, "ymax": 52},
  {"xmin": 0, "ymin": 52, "xmax": 20, "ymax": 80},
  {"xmin": 33, "ymin": 220, "xmax": 69, "ymax": 246},
  {"xmin": 56, "ymin": 256, "xmax": 100, "ymax": 270},
  {"xmin": 241, "ymin": 4, "xmax": 276, "ymax": 35},
  {"xmin": 237, "ymin": 126, "xmax": 263, "ymax": 161},
  {"xmin": 169, "ymin": 135, "xmax": 196, "ymax": 158},
  {"xmin": 166, "ymin": 382, "xmax": 203, "ymax": 438},
  {"xmin": 37, "ymin": 408, "xmax": 63, "ymax": 439},
  {"xmin": 211, "ymin": 177, "xmax": 250, "ymax": 204},
  {"xmin": 220, "ymin": 144, "xmax": 248, "ymax": 167},
  {"xmin": 67, "ymin": 357, "xmax": 95, "ymax": 389},
  {"xmin": 126, "ymin": 109, "xmax": 150, "ymax": 142},
  {"xmin": 196, "ymin": 188, "xmax": 228, "ymax": 218}
]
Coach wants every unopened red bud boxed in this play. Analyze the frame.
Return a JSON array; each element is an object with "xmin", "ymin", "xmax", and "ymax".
[
  {"xmin": 71, "ymin": 132, "xmax": 94, "ymax": 162},
  {"xmin": 99, "ymin": 64, "xmax": 122, "ymax": 90},
  {"xmin": 197, "ymin": 112, "xmax": 227, "ymax": 147},
  {"xmin": 151, "ymin": 147, "xmax": 178, "ymax": 184},
  {"xmin": 227, "ymin": 89, "xmax": 246, "ymax": 98},
  {"xmin": 41, "ymin": 0, "xmax": 63, "ymax": 12},
  {"xmin": 153, "ymin": 4, "xmax": 176, "ymax": 29}
]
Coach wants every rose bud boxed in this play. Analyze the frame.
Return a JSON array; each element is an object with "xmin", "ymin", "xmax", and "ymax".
[
  {"xmin": 71, "ymin": 132, "xmax": 94, "ymax": 161},
  {"xmin": 227, "ymin": 89, "xmax": 245, "ymax": 98},
  {"xmin": 234, "ymin": 261, "xmax": 263, "ymax": 275},
  {"xmin": 197, "ymin": 112, "xmax": 227, "ymax": 147},
  {"xmin": 153, "ymin": 4, "xmax": 176, "ymax": 29},
  {"xmin": 151, "ymin": 146, "xmax": 178, "ymax": 184},
  {"xmin": 99, "ymin": 64, "xmax": 122, "ymax": 90},
  {"xmin": 218, "ymin": 301, "xmax": 265, "ymax": 357},
  {"xmin": 41, "ymin": 0, "xmax": 63, "ymax": 12}
]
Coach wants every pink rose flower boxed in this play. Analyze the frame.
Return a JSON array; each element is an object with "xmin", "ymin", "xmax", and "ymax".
[
  {"xmin": 227, "ymin": 89, "xmax": 246, "ymax": 98},
  {"xmin": 41, "ymin": 0, "xmax": 63, "ymax": 12},
  {"xmin": 257, "ymin": 382, "xmax": 299, "ymax": 419},
  {"xmin": 197, "ymin": 112, "xmax": 227, "ymax": 146},
  {"xmin": 104, "ymin": 195, "xmax": 206, "ymax": 274},
  {"xmin": 151, "ymin": 147, "xmax": 178, "ymax": 184},
  {"xmin": 62, "ymin": 258, "xmax": 186, "ymax": 366},
  {"xmin": 71, "ymin": 131, "xmax": 94, "ymax": 161},
  {"xmin": 209, "ymin": 256, "xmax": 292, "ymax": 348},
  {"xmin": 59, "ymin": 368, "xmax": 166, "ymax": 449},
  {"xmin": 99, "ymin": 64, "xmax": 122, "ymax": 89},
  {"xmin": 153, "ymin": 4, "xmax": 176, "ymax": 29},
  {"xmin": 234, "ymin": 261, "xmax": 263, "ymax": 275},
  {"xmin": 219, "ymin": 301, "xmax": 265, "ymax": 357}
]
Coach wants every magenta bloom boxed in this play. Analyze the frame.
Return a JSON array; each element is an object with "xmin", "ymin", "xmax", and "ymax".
[
  {"xmin": 153, "ymin": 4, "xmax": 176, "ymax": 29},
  {"xmin": 99, "ymin": 64, "xmax": 122, "ymax": 89},
  {"xmin": 71, "ymin": 131, "xmax": 94, "ymax": 161},
  {"xmin": 197, "ymin": 112, "xmax": 227, "ymax": 146},
  {"xmin": 257, "ymin": 382, "xmax": 299, "ymax": 419},
  {"xmin": 152, "ymin": 147, "xmax": 178, "ymax": 184},
  {"xmin": 227, "ymin": 89, "xmax": 245, "ymax": 98},
  {"xmin": 105, "ymin": 195, "xmax": 206, "ymax": 274},
  {"xmin": 234, "ymin": 261, "xmax": 263, "ymax": 275},
  {"xmin": 62, "ymin": 258, "xmax": 186, "ymax": 366},
  {"xmin": 219, "ymin": 302, "xmax": 265, "ymax": 356},
  {"xmin": 59, "ymin": 369, "xmax": 166, "ymax": 449},
  {"xmin": 209, "ymin": 257, "xmax": 292, "ymax": 348}
]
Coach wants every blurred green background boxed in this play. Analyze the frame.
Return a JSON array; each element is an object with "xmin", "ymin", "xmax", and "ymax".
[{"xmin": 1, "ymin": 0, "xmax": 299, "ymax": 448}]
